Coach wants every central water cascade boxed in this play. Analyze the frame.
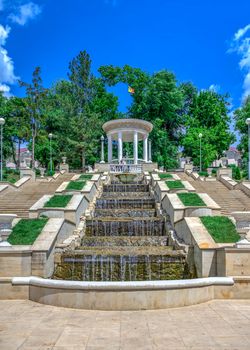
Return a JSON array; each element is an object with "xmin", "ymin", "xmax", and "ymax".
[{"xmin": 54, "ymin": 174, "xmax": 187, "ymax": 281}]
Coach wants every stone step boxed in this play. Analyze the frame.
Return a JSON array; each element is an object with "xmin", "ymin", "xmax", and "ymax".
[{"xmin": 80, "ymin": 236, "xmax": 169, "ymax": 247}]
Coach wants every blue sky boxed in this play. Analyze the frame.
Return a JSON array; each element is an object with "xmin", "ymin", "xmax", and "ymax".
[{"xmin": 0, "ymin": 0, "xmax": 250, "ymax": 116}]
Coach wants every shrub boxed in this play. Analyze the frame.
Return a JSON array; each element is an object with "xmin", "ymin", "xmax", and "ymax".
[
  {"xmin": 198, "ymin": 171, "xmax": 209, "ymax": 177},
  {"xmin": 229, "ymin": 165, "xmax": 241, "ymax": 180}
]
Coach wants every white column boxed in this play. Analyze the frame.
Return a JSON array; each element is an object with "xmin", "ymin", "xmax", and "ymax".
[
  {"xmin": 118, "ymin": 131, "xmax": 123, "ymax": 162},
  {"xmin": 133, "ymin": 131, "xmax": 138, "ymax": 165},
  {"xmin": 143, "ymin": 136, "xmax": 148, "ymax": 162},
  {"xmin": 108, "ymin": 134, "xmax": 112, "ymax": 163},
  {"xmin": 100, "ymin": 136, "xmax": 105, "ymax": 163},
  {"xmin": 148, "ymin": 140, "xmax": 152, "ymax": 163}
]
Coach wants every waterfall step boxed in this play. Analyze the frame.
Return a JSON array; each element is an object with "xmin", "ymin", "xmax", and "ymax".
[
  {"xmin": 80, "ymin": 236, "xmax": 169, "ymax": 247},
  {"xmin": 101, "ymin": 192, "xmax": 151, "ymax": 198},
  {"xmin": 95, "ymin": 198, "xmax": 156, "ymax": 209},
  {"xmin": 94, "ymin": 209, "xmax": 156, "ymax": 218},
  {"xmin": 86, "ymin": 218, "xmax": 165, "ymax": 236},
  {"xmin": 103, "ymin": 184, "xmax": 149, "ymax": 192},
  {"xmin": 64, "ymin": 246, "xmax": 184, "ymax": 258}
]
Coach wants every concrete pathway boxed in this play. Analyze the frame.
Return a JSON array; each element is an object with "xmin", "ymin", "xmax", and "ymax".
[{"xmin": 0, "ymin": 300, "xmax": 250, "ymax": 349}]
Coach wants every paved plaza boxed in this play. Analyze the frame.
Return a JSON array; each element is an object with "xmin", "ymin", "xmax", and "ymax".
[{"xmin": 1, "ymin": 300, "xmax": 250, "ymax": 349}]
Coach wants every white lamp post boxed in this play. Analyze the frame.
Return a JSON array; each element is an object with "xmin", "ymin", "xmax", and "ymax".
[
  {"xmin": 246, "ymin": 118, "xmax": 250, "ymax": 180},
  {"xmin": 198, "ymin": 133, "xmax": 203, "ymax": 172},
  {"xmin": 48, "ymin": 133, "xmax": 53, "ymax": 175},
  {"xmin": 0, "ymin": 118, "xmax": 5, "ymax": 181}
]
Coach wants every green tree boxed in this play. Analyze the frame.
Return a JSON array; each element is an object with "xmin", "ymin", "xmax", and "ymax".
[
  {"xmin": 19, "ymin": 67, "xmax": 48, "ymax": 169},
  {"xmin": 181, "ymin": 90, "xmax": 235, "ymax": 168},
  {"xmin": 41, "ymin": 51, "xmax": 119, "ymax": 169},
  {"xmin": 234, "ymin": 96, "xmax": 250, "ymax": 169},
  {"xmin": 99, "ymin": 65, "xmax": 183, "ymax": 168}
]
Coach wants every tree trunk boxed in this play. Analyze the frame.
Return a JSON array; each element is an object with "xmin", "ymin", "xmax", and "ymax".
[
  {"xmin": 17, "ymin": 139, "xmax": 21, "ymax": 169},
  {"xmin": 32, "ymin": 135, "xmax": 35, "ymax": 169},
  {"xmin": 81, "ymin": 149, "xmax": 85, "ymax": 170},
  {"xmin": 11, "ymin": 142, "xmax": 17, "ymax": 166}
]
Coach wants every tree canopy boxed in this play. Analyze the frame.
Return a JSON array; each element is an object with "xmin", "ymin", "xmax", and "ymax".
[{"xmin": 0, "ymin": 50, "xmax": 237, "ymax": 171}]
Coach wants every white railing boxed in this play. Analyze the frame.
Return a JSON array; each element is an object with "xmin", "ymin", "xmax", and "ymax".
[{"xmin": 109, "ymin": 164, "xmax": 142, "ymax": 173}]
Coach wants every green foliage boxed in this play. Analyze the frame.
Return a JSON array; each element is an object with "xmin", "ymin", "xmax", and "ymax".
[
  {"xmin": 158, "ymin": 173, "xmax": 173, "ymax": 179},
  {"xmin": 19, "ymin": 67, "xmax": 48, "ymax": 169},
  {"xmin": 44, "ymin": 195, "xmax": 72, "ymax": 208},
  {"xmin": 99, "ymin": 66, "xmax": 183, "ymax": 168},
  {"xmin": 165, "ymin": 180, "xmax": 184, "ymax": 189},
  {"xmin": 46, "ymin": 159, "xmax": 55, "ymax": 176},
  {"xmin": 1, "ymin": 50, "xmax": 239, "ymax": 171},
  {"xmin": 234, "ymin": 96, "xmax": 250, "ymax": 161},
  {"xmin": 198, "ymin": 171, "xmax": 209, "ymax": 177},
  {"xmin": 228, "ymin": 164, "xmax": 241, "ymax": 180},
  {"xmin": 211, "ymin": 168, "xmax": 217, "ymax": 174},
  {"xmin": 79, "ymin": 174, "xmax": 93, "ymax": 180},
  {"xmin": 3, "ymin": 168, "xmax": 20, "ymax": 183},
  {"xmin": 8, "ymin": 218, "xmax": 48, "ymax": 245},
  {"xmin": 200, "ymin": 216, "xmax": 240, "ymax": 243},
  {"xmin": 181, "ymin": 91, "xmax": 235, "ymax": 168},
  {"xmin": 177, "ymin": 193, "xmax": 206, "ymax": 206},
  {"xmin": 66, "ymin": 180, "xmax": 86, "ymax": 190}
]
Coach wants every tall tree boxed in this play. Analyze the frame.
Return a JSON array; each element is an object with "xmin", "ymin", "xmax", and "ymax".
[
  {"xmin": 234, "ymin": 96, "xmax": 250, "ymax": 167},
  {"xmin": 181, "ymin": 90, "xmax": 235, "ymax": 169},
  {"xmin": 19, "ymin": 67, "xmax": 48, "ymax": 169}
]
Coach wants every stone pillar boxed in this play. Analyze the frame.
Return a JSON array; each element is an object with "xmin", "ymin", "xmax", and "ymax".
[
  {"xmin": 118, "ymin": 131, "xmax": 123, "ymax": 162},
  {"xmin": 108, "ymin": 134, "xmax": 113, "ymax": 163},
  {"xmin": 143, "ymin": 136, "xmax": 148, "ymax": 163},
  {"xmin": 133, "ymin": 131, "xmax": 138, "ymax": 165},
  {"xmin": 148, "ymin": 139, "xmax": 152, "ymax": 163},
  {"xmin": 100, "ymin": 135, "xmax": 105, "ymax": 163}
]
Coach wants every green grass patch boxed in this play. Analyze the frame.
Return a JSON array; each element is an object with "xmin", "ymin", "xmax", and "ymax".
[
  {"xmin": 200, "ymin": 216, "xmax": 240, "ymax": 243},
  {"xmin": 66, "ymin": 180, "xmax": 86, "ymax": 191},
  {"xmin": 159, "ymin": 173, "xmax": 173, "ymax": 179},
  {"xmin": 78, "ymin": 174, "xmax": 93, "ymax": 180},
  {"xmin": 44, "ymin": 194, "xmax": 73, "ymax": 208},
  {"xmin": 166, "ymin": 180, "xmax": 185, "ymax": 189},
  {"xmin": 177, "ymin": 193, "xmax": 206, "ymax": 206},
  {"xmin": 8, "ymin": 218, "xmax": 48, "ymax": 245}
]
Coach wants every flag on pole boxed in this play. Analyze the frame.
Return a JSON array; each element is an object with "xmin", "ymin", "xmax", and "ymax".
[{"xmin": 128, "ymin": 86, "xmax": 135, "ymax": 94}]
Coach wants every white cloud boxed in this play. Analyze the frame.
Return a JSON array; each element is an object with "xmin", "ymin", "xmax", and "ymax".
[
  {"xmin": 234, "ymin": 24, "xmax": 250, "ymax": 41},
  {"xmin": 9, "ymin": 2, "xmax": 41, "ymax": 26},
  {"xmin": 230, "ymin": 24, "xmax": 250, "ymax": 100},
  {"xmin": 0, "ymin": 2, "xmax": 41, "ymax": 95},
  {"xmin": 0, "ymin": 83, "xmax": 11, "ymax": 97},
  {"xmin": 209, "ymin": 84, "xmax": 220, "ymax": 93},
  {"xmin": 0, "ymin": 25, "xmax": 18, "ymax": 96}
]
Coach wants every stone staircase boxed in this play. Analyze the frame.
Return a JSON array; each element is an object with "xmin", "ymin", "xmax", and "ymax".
[
  {"xmin": 178, "ymin": 172, "xmax": 250, "ymax": 216},
  {"xmin": 0, "ymin": 173, "xmax": 74, "ymax": 218}
]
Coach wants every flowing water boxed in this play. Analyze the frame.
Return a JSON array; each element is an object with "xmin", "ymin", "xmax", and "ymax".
[{"xmin": 54, "ymin": 174, "xmax": 187, "ymax": 281}]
